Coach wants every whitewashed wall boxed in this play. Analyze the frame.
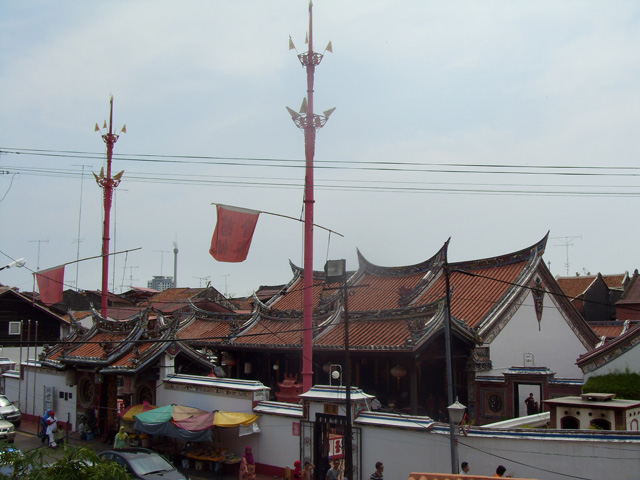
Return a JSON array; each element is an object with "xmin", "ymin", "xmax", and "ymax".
[
  {"xmin": 485, "ymin": 291, "xmax": 587, "ymax": 379},
  {"xmin": 3, "ymin": 366, "xmax": 77, "ymax": 428}
]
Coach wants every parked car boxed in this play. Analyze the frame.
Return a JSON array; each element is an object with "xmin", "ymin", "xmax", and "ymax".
[
  {"xmin": 0, "ymin": 419, "xmax": 16, "ymax": 443},
  {"xmin": 99, "ymin": 448, "xmax": 189, "ymax": 480},
  {"xmin": 0, "ymin": 396, "xmax": 21, "ymax": 428}
]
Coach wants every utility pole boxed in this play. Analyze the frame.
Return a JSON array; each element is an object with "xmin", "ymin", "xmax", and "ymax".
[
  {"xmin": 94, "ymin": 96, "xmax": 126, "ymax": 318},
  {"xmin": 288, "ymin": 2, "xmax": 334, "ymax": 392},
  {"xmin": 552, "ymin": 235, "xmax": 582, "ymax": 276}
]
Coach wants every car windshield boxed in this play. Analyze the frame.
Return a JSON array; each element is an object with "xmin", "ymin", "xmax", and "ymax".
[
  {"xmin": 0, "ymin": 398, "xmax": 11, "ymax": 408},
  {"xmin": 128, "ymin": 454, "xmax": 174, "ymax": 476}
]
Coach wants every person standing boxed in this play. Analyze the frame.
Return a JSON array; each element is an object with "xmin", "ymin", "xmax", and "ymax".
[
  {"xmin": 240, "ymin": 446, "xmax": 256, "ymax": 480},
  {"xmin": 302, "ymin": 461, "xmax": 315, "ymax": 480},
  {"xmin": 326, "ymin": 459, "xmax": 342, "ymax": 480},
  {"xmin": 525, "ymin": 393, "xmax": 537, "ymax": 415},
  {"xmin": 114, "ymin": 426, "xmax": 130, "ymax": 449},
  {"xmin": 369, "ymin": 462, "xmax": 384, "ymax": 480},
  {"xmin": 461, "ymin": 462, "xmax": 470, "ymax": 474},
  {"xmin": 45, "ymin": 410, "xmax": 59, "ymax": 448}
]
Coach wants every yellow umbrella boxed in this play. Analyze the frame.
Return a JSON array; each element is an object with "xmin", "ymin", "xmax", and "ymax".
[{"xmin": 119, "ymin": 402, "xmax": 158, "ymax": 422}]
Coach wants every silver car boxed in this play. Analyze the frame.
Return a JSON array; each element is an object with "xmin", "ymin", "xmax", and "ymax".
[
  {"xmin": 0, "ymin": 396, "xmax": 21, "ymax": 428},
  {"xmin": 0, "ymin": 419, "xmax": 16, "ymax": 443}
]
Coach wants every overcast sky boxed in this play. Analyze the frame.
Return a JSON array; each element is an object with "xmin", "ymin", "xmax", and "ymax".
[{"xmin": 1, "ymin": 1, "xmax": 639, "ymax": 299}]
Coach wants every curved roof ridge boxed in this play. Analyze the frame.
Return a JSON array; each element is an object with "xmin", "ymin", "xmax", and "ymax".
[
  {"xmin": 356, "ymin": 240, "xmax": 449, "ymax": 277},
  {"xmin": 451, "ymin": 232, "xmax": 548, "ymax": 271},
  {"xmin": 288, "ymin": 259, "xmax": 329, "ymax": 280}
]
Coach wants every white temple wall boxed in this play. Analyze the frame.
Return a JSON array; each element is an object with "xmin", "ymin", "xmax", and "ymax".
[
  {"xmin": 484, "ymin": 291, "xmax": 587, "ymax": 379},
  {"xmin": 3, "ymin": 366, "xmax": 77, "ymax": 428}
]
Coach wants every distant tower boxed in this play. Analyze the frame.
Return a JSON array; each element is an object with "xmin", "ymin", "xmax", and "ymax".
[{"xmin": 173, "ymin": 241, "xmax": 178, "ymax": 288}]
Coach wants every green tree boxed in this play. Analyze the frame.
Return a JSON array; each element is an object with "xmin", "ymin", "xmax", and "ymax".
[
  {"xmin": 583, "ymin": 369, "xmax": 640, "ymax": 400},
  {"xmin": 0, "ymin": 443, "xmax": 133, "ymax": 480}
]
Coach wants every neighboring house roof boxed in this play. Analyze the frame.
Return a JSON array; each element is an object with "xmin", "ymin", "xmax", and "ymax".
[
  {"xmin": 577, "ymin": 322, "xmax": 640, "ymax": 373},
  {"xmin": 0, "ymin": 287, "xmax": 70, "ymax": 325}
]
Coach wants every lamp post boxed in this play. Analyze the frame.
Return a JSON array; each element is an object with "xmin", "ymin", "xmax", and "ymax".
[
  {"xmin": 324, "ymin": 259, "xmax": 352, "ymax": 480},
  {"xmin": 447, "ymin": 399, "xmax": 467, "ymax": 474},
  {"xmin": 0, "ymin": 258, "xmax": 26, "ymax": 271}
]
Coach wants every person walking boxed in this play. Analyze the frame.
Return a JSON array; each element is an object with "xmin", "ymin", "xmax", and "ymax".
[
  {"xmin": 45, "ymin": 410, "xmax": 59, "ymax": 448},
  {"xmin": 461, "ymin": 462, "xmax": 470, "ymax": 474},
  {"xmin": 369, "ymin": 462, "xmax": 384, "ymax": 480}
]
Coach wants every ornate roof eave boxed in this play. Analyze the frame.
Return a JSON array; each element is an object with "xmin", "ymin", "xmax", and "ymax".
[
  {"xmin": 356, "ymin": 240, "xmax": 448, "ymax": 278},
  {"xmin": 90, "ymin": 304, "xmax": 143, "ymax": 334},
  {"xmin": 537, "ymin": 262, "xmax": 600, "ymax": 350},
  {"xmin": 451, "ymin": 232, "xmax": 549, "ymax": 272},
  {"xmin": 312, "ymin": 300, "xmax": 469, "ymax": 352},
  {"xmin": 48, "ymin": 309, "xmax": 151, "ymax": 367},
  {"xmin": 264, "ymin": 261, "xmax": 304, "ymax": 307},
  {"xmin": 411, "ymin": 308, "xmax": 478, "ymax": 354},
  {"xmin": 252, "ymin": 292, "xmax": 271, "ymax": 314},
  {"xmin": 466, "ymin": 234, "xmax": 549, "ymax": 341}
]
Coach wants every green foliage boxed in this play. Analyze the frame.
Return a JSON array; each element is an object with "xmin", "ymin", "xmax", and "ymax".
[
  {"xmin": 583, "ymin": 369, "xmax": 640, "ymax": 400},
  {"xmin": 0, "ymin": 444, "xmax": 133, "ymax": 480}
]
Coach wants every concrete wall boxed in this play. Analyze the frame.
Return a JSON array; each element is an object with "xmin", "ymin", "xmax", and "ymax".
[{"xmin": 485, "ymin": 291, "xmax": 587, "ymax": 379}]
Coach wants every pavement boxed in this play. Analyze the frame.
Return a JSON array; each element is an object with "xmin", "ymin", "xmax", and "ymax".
[{"xmin": 14, "ymin": 418, "xmax": 275, "ymax": 480}]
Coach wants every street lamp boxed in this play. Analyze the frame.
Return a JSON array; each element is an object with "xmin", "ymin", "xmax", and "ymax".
[
  {"xmin": 447, "ymin": 399, "xmax": 467, "ymax": 474},
  {"xmin": 0, "ymin": 258, "xmax": 26, "ymax": 271}
]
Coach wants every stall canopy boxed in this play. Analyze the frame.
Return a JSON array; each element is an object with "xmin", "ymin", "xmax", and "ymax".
[
  {"xmin": 133, "ymin": 405, "xmax": 259, "ymax": 443},
  {"xmin": 119, "ymin": 401, "xmax": 158, "ymax": 422}
]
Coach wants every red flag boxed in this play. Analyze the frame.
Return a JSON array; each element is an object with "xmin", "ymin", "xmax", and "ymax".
[
  {"xmin": 210, "ymin": 205, "xmax": 260, "ymax": 262},
  {"xmin": 36, "ymin": 265, "xmax": 65, "ymax": 305}
]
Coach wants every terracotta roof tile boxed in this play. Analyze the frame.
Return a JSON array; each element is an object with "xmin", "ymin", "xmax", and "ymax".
[
  {"xmin": 233, "ymin": 317, "xmax": 304, "ymax": 347},
  {"xmin": 66, "ymin": 331, "xmax": 127, "ymax": 359},
  {"xmin": 556, "ymin": 276, "xmax": 595, "ymax": 299},
  {"xmin": 315, "ymin": 318, "xmax": 412, "ymax": 350},
  {"xmin": 270, "ymin": 277, "xmax": 333, "ymax": 311},
  {"xmin": 591, "ymin": 323, "xmax": 625, "ymax": 339},
  {"xmin": 413, "ymin": 261, "xmax": 527, "ymax": 328},
  {"xmin": 178, "ymin": 317, "xmax": 237, "ymax": 344},
  {"xmin": 347, "ymin": 272, "xmax": 426, "ymax": 311}
]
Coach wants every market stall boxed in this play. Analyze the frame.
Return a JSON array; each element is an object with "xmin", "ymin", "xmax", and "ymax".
[{"xmin": 133, "ymin": 404, "xmax": 258, "ymax": 472}]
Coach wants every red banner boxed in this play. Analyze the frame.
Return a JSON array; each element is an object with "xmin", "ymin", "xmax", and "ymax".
[
  {"xmin": 209, "ymin": 205, "xmax": 260, "ymax": 262},
  {"xmin": 36, "ymin": 265, "xmax": 65, "ymax": 305}
]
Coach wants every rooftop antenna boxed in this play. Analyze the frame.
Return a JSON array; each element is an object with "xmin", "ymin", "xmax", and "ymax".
[
  {"xmin": 287, "ymin": 0, "xmax": 334, "ymax": 394},
  {"xmin": 222, "ymin": 274, "xmax": 230, "ymax": 296},
  {"xmin": 173, "ymin": 240, "xmax": 179, "ymax": 288},
  {"xmin": 155, "ymin": 250, "xmax": 170, "ymax": 276},
  {"xmin": 28, "ymin": 239, "xmax": 49, "ymax": 272},
  {"xmin": 193, "ymin": 276, "xmax": 210, "ymax": 288},
  {"xmin": 552, "ymin": 235, "xmax": 582, "ymax": 276}
]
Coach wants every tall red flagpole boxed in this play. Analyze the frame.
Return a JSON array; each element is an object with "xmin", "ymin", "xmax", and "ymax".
[
  {"xmin": 95, "ymin": 97, "xmax": 125, "ymax": 318},
  {"xmin": 289, "ymin": 1, "xmax": 333, "ymax": 392}
]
